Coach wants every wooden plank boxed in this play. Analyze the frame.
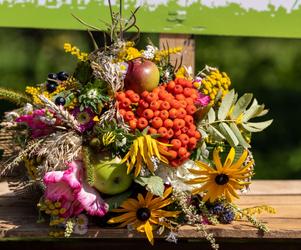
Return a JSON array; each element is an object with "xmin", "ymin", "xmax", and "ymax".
[
  {"xmin": 159, "ymin": 34, "xmax": 195, "ymax": 74},
  {"xmin": 0, "ymin": 180, "xmax": 301, "ymax": 240}
]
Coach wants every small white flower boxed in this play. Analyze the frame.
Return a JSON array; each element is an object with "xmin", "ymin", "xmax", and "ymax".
[
  {"xmin": 142, "ymin": 45, "xmax": 157, "ymax": 60},
  {"xmin": 73, "ymin": 214, "xmax": 89, "ymax": 235},
  {"xmin": 87, "ymin": 89, "xmax": 98, "ymax": 99},
  {"xmin": 166, "ymin": 231, "xmax": 178, "ymax": 244}
]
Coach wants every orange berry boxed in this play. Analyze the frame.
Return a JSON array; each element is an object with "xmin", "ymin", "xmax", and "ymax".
[
  {"xmin": 175, "ymin": 94, "xmax": 185, "ymax": 101},
  {"xmin": 174, "ymin": 129, "xmax": 182, "ymax": 137},
  {"xmin": 179, "ymin": 100, "xmax": 187, "ymax": 108},
  {"xmin": 185, "ymin": 81, "xmax": 193, "ymax": 88},
  {"xmin": 152, "ymin": 87, "xmax": 160, "ymax": 94},
  {"xmin": 129, "ymin": 119, "xmax": 137, "ymax": 130},
  {"xmin": 170, "ymin": 99, "xmax": 181, "ymax": 109},
  {"xmin": 158, "ymin": 127, "xmax": 168, "ymax": 138},
  {"xmin": 188, "ymin": 137, "xmax": 197, "ymax": 149},
  {"xmin": 166, "ymin": 128, "xmax": 174, "ymax": 139},
  {"xmin": 168, "ymin": 150, "xmax": 177, "ymax": 160},
  {"xmin": 167, "ymin": 81, "xmax": 176, "ymax": 91},
  {"xmin": 119, "ymin": 108, "xmax": 127, "ymax": 117},
  {"xmin": 163, "ymin": 119, "xmax": 173, "ymax": 128},
  {"xmin": 169, "ymin": 108, "xmax": 178, "ymax": 119},
  {"xmin": 160, "ymin": 110, "xmax": 169, "ymax": 120},
  {"xmin": 178, "ymin": 147, "xmax": 188, "ymax": 157},
  {"xmin": 181, "ymin": 126, "xmax": 189, "ymax": 134},
  {"xmin": 186, "ymin": 104, "xmax": 197, "ymax": 115},
  {"xmin": 189, "ymin": 124, "xmax": 196, "ymax": 130},
  {"xmin": 125, "ymin": 111, "xmax": 135, "ymax": 121},
  {"xmin": 173, "ymin": 84, "xmax": 183, "ymax": 94},
  {"xmin": 137, "ymin": 117, "xmax": 148, "ymax": 130},
  {"xmin": 173, "ymin": 118, "xmax": 185, "ymax": 130},
  {"xmin": 150, "ymin": 100, "xmax": 160, "ymax": 111},
  {"xmin": 129, "ymin": 93, "xmax": 140, "ymax": 103},
  {"xmin": 141, "ymin": 91, "xmax": 149, "ymax": 99},
  {"xmin": 139, "ymin": 99, "xmax": 149, "ymax": 109},
  {"xmin": 160, "ymin": 101, "xmax": 171, "ymax": 111},
  {"xmin": 171, "ymin": 159, "xmax": 181, "ymax": 167},
  {"xmin": 153, "ymin": 110, "xmax": 161, "ymax": 117},
  {"xmin": 121, "ymin": 97, "xmax": 131, "ymax": 108},
  {"xmin": 152, "ymin": 117, "xmax": 163, "ymax": 129},
  {"xmin": 183, "ymin": 88, "xmax": 193, "ymax": 97},
  {"xmin": 125, "ymin": 90, "xmax": 135, "ymax": 98},
  {"xmin": 187, "ymin": 129, "xmax": 196, "ymax": 137},
  {"xmin": 171, "ymin": 139, "xmax": 182, "ymax": 150},
  {"xmin": 195, "ymin": 131, "xmax": 201, "ymax": 139},
  {"xmin": 148, "ymin": 127, "xmax": 158, "ymax": 135},
  {"xmin": 145, "ymin": 92, "xmax": 159, "ymax": 103},
  {"xmin": 115, "ymin": 92, "xmax": 126, "ymax": 101},
  {"xmin": 142, "ymin": 109, "xmax": 154, "ymax": 119},
  {"xmin": 178, "ymin": 134, "xmax": 189, "ymax": 145},
  {"xmin": 158, "ymin": 90, "xmax": 168, "ymax": 100},
  {"xmin": 185, "ymin": 97, "xmax": 194, "ymax": 105},
  {"xmin": 184, "ymin": 115, "xmax": 194, "ymax": 125},
  {"xmin": 177, "ymin": 108, "xmax": 187, "ymax": 119},
  {"xmin": 191, "ymin": 94, "xmax": 198, "ymax": 101}
]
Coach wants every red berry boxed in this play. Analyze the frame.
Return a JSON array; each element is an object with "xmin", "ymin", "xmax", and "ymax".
[{"xmin": 137, "ymin": 117, "xmax": 148, "ymax": 130}]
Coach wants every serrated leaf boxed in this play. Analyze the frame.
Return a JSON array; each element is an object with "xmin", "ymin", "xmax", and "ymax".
[
  {"xmin": 219, "ymin": 122, "xmax": 239, "ymax": 147},
  {"xmin": 245, "ymin": 120, "xmax": 273, "ymax": 132},
  {"xmin": 207, "ymin": 108, "xmax": 216, "ymax": 123},
  {"xmin": 229, "ymin": 123, "xmax": 250, "ymax": 148},
  {"xmin": 218, "ymin": 89, "xmax": 235, "ymax": 120},
  {"xmin": 105, "ymin": 190, "xmax": 132, "ymax": 211},
  {"xmin": 135, "ymin": 176, "xmax": 164, "ymax": 197},
  {"xmin": 208, "ymin": 125, "xmax": 226, "ymax": 140},
  {"xmin": 231, "ymin": 93, "xmax": 253, "ymax": 119}
]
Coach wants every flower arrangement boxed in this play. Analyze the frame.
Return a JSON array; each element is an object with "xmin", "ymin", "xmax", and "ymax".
[{"xmin": 0, "ymin": 4, "xmax": 275, "ymax": 249}]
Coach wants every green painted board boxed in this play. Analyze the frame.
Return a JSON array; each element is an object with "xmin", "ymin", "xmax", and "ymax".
[{"xmin": 0, "ymin": 1, "xmax": 301, "ymax": 38}]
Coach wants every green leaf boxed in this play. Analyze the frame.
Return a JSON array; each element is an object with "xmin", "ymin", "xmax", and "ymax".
[
  {"xmin": 219, "ymin": 122, "xmax": 239, "ymax": 147},
  {"xmin": 207, "ymin": 108, "xmax": 216, "ymax": 123},
  {"xmin": 208, "ymin": 125, "xmax": 225, "ymax": 140},
  {"xmin": 242, "ymin": 99, "xmax": 265, "ymax": 122},
  {"xmin": 218, "ymin": 89, "xmax": 235, "ymax": 120},
  {"xmin": 229, "ymin": 123, "xmax": 250, "ymax": 148},
  {"xmin": 244, "ymin": 120, "xmax": 273, "ymax": 132},
  {"xmin": 231, "ymin": 93, "xmax": 253, "ymax": 119},
  {"xmin": 73, "ymin": 61, "xmax": 93, "ymax": 84},
  {"xmin": 241, "ymin": 123, "xmax": 263, "ymax": 132},
  {"xmin": 105, "ymin": 190, "xmax": 132, "ymax": 211},
  {"xmin": 135, "ymin": 176, "xmax": 164, "ymax": 197},
  {"xmin": 257, "ymin": 109, "xmax": 269, "ymax": 117}
]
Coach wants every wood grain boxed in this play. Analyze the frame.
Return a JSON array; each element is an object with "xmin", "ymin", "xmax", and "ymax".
[{"xmin": 0, "ymin": 180, "xmax": 301, "ymax": 240}]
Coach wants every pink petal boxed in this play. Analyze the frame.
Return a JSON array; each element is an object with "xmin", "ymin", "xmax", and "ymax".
[
  {"xmin": 76, "ymin": 182, "xmax": 109, "ymax": 217},
  {"xmin": 44, "ymin": 170, "xmax": 64, "ymax": 184},
  {"xmin": 63, "ymin": 161, "xmax": 83, "ymax": 190},
  {"xmin": 44, "ymin": 182, "xmax": 74, "ymax": 201}
]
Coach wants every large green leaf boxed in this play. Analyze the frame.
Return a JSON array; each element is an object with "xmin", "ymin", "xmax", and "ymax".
[
  {"xmin": 230, "ymin": 123, "xmax": 250, "ymax": 148},
  {"xmin": 219, "ymin": 122, "xmax": 239, "ymax": 147},
  {"xmin": 105, "ymin": 190, "xmax": 132, "ymax": 211},
  {"xmin": 218, "ymin": 89, "xmax": 235, "ymax": 120},
  {"xmin": 207, "ymin": 107, "xmax": 216, "ymax": 123},
  {"xmin": 231, "ymin": 93, "xmax": 253, "ymax": 119},
  {"xmin": 135, "ymin": 176, "xmax": 164, "ymax": 197}
]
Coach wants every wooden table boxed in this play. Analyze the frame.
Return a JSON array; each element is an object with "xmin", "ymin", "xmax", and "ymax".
[{"xmin": 0, "ymin": 180, "xmax": 301, "ymax": 249}]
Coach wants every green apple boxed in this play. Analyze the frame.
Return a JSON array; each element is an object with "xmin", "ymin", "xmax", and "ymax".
[{"xmin": 92, "ymin": 161, "xmax": 132, "ymax": 195}]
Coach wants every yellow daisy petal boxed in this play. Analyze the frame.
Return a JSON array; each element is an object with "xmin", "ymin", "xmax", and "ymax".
[{"xmin": 144, "ymin": 220, "xmax": 154, "ymax": 245}]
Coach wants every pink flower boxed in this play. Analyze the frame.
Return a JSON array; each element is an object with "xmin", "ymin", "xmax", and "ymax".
[
  {"xmin": 15, "ymin": 109, "xmax": 58, "ymax": 138},
  {"xmin": 43, "ymin": 161, "xmax": 108, "ymax": 218},
  {"xmin": 195, "ymin": 93, "xmax": 211, "ymax": 107}
]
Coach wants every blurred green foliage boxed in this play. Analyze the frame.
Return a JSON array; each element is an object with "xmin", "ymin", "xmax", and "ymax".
[{"xmin": 0, "ymin": 28, "xmax": 300, "ymax": 179}]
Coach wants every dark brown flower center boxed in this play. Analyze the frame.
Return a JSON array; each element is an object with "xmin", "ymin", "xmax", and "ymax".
[
  {"xmin": 215, "ymin": 174, "xmax": 229, "ymax": 185},
  {"xmin": 136, "ymin": 207, "xmax": 151, "ymax": 221}
]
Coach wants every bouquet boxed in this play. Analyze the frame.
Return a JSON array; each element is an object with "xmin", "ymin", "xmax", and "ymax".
[{"xmin": 0, "ymin": 5, "xmax": 274, "ymax": 249}]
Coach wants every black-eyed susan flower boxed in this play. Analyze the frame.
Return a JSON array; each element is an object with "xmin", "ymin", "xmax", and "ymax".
[
  {"xmin": 186, "ymin": 148, "xmax": 253, "ymax": 202},
  {"xmin": 121, "ymin": 134, "xmax": 171, "ymax": 177},
  {"xmin": 108, "ymin": 187, "xmax": 180, "ymax": 245}
]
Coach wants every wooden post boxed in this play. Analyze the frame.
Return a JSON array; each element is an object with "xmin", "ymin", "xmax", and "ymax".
[{"xmin": 159, "ymin": 34, "xmax": 195, "ymax": 74}]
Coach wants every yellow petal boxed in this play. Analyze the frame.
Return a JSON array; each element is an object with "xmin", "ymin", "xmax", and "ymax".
[
  {"xmin": 144, "ymin": 220, "xmax": 154, "ymax": 245},
  {"xmin": 137, "ymin": 193, "xmax": 145, "ymax": 206},
  {"xmin": 195, "ymin": 161, "xmax": 212, "ymax": 171},
  {"xmin": 185, "ymin": 177, "xmax": 209, "ymax": 185},
  {"xmin": 149, "ymin": 198, "xmax": 173, "ymax": 210},
  {"xmin": 213, "ymin": 148, "xmax": 223, "ymax": 172},
  {"xmin": 134, "ymin": 152, "xmax": 142, "ymax": 177},
  {"xmin": 108, "ymin": 212, "xmax": 136, "ymax": 224},
  {"xmin": 118, "ymin": 217, "xmax": 138, "ymax": 228},
  {"xmin": 152, "ymin": 209, "xmax": 180, "ymax": 218},
  {"xmin": 226, "ymin": 183, "xmax": 240, "ymax": 199},
  {"xmin": 121, "ymin": 198, "xmax": 140, "ymax": 210},
  {"xmin": 145, "ymin": 191, "xmax": 154, "ymax": 205},
  {"xmin": 230, "ymin": 150, "xmax": 248, "ymax": 169},
  {"xmin": 224, "ymin": 147, "xmax": 235, "ymax": 168},
  {"xmin": 163, "ymin": 186, "xmax": 173, "ymax": 198},
  {"xmin": 188, "ymin": 168, "xmax": 209, "ymax": 175}
]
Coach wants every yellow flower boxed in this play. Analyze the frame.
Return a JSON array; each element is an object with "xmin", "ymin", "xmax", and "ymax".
[
  {"xmin": 186, "ymin": 148, "xmax": 253, "ymax": 202},
  {"xmin": 64, "ymin": 43, "xmax": 88, "ymax": 62},
  {"xmin": 121, "ymin": 135, "xmax": 170, "ymax": 177},
  {"xmin": 117, "ymin": 47, "xmax": 142, "ymax": 62},
  {"xmin": 154, "ymin": 47, "xmax": 182, "ymax": 61},
  {"xmin": 108, "ymin": 187, "xmax": 180, "ymax": 245}
]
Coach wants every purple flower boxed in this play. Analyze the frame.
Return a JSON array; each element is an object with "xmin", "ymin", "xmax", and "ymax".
[
  {"xmin": 15, "ymin": 109, "xmax": 58, "ymax": 138},
  {"xmin": 195, "ymin": 93, "xmax": 211, "ymax": 107},
  {"xmin": 71, "ymin": 107, "xmax": 95, "ymax": 132},
  {"xmin": 43, "ymin": 161, "xmax": 109, "ymax": 218}
]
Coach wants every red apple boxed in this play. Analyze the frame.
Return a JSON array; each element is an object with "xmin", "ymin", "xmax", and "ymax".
[{"xmin": 124, "ymin": 58, "xmax": 160, "ymax": 94}]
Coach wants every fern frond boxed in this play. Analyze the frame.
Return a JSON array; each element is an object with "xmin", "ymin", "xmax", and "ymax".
[{"xmin": 0, "ymin": 87, "xmax": 31, "ymax": 106}]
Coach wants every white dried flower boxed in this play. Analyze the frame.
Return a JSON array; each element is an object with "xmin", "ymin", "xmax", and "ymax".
[{"xmin": 142, "ymin": 45, "xmax": 157, "ymax": 60}]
